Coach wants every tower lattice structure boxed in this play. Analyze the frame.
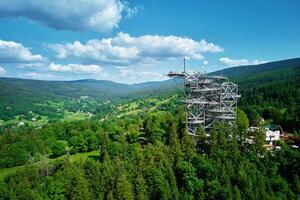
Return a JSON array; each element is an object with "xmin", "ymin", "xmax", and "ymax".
[{"xmin": 167, "ymin": 70, "xmax": 240, "ymax": 135}]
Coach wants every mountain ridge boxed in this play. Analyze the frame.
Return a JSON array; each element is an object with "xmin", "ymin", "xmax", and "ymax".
[
  {"xmin": 2, "ymin": 57, "xmax": 300, "ymax": 86},
  {"xmin": 0, "ymin": 57, "xmax": 300, "ymax": 99},
  {"xmin": 209, "ymin": 57, "xmax": 300, "ymax": 77}
]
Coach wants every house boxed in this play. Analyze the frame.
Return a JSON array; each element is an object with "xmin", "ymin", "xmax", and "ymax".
[{"xmin": 265, "ymin": 128, "xmax": 280, "ymax": 145}]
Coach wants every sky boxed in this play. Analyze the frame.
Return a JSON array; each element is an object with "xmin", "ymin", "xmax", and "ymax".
[{"xmin": 0, "ymin": 0, "xmax": 299, "ymax": 83}]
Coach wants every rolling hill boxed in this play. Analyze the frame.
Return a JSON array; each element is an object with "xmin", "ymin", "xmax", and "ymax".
[
  {"xmin": 210, "ymin": 57, "xmax": 300, "ymax": 77},
  {"xmin": 1, "ymin": 57, "xmax": 299, "ymax": 100},
  {"xmin": 0, "ymin": 77, "xmax": 179, "ymax": 100},
  {"xmin": 2, "ymin": 57, "xmax": 299, "ymax": 98},
  {"xmin": 0, "ymin": 57, "xmax": 299, "ymax": 129}
]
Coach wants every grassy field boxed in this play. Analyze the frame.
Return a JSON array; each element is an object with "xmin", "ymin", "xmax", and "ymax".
[
  {"xmin": 0, "ymin": 111, "xmax": 92, "ymax": 128},
  {"xmin": 0, "ymin": 114, "xmax": 49, "ymax": 128},
  {"xmin": 62, "ymin": 112, "xmax": 90, "ymax": 122},
  {"xmin": 0, "ymin": 150, "xmax": 99, "ymax": 181},
  {"xmin": 118, "ymin": 96, "xmax": 175, "ymax": 117}
]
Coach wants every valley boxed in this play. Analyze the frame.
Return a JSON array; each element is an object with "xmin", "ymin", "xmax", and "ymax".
[
  {"xmin": 1, "ymin": 1, "xmax": 299, "ymax": 199},
  {"xmin": 0, "ymin": 58, "xmax": 300, "ymax": 199}
]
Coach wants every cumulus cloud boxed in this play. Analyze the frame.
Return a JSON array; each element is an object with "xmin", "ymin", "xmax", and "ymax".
[
  {"xmin": 49, "ymin": 32, "xmax": 223, "ymax": 66},
  {"xmin": 219, "ymin": 57, "xmax": 268, "ymax": 67},
  {"xmin": 24, "ymin": 72, "xmax": 56, "ymax": 80},
  {"xmin": 16, "ymin": 63, "xmax": 45, "ymax": 68},
  {"xmin": 119, "ymin": 68, "xmax": 165, "ymax": 80},
  {"xmin": 0, "ymin": 0, "xmax": 133, "ymax": 32},
  {"xmin": 203, "ymin": 60, "xmax": 208, "ymax": 65},
  {"xmin": 0, "ymin": 66, "xmax": 6, "ymax": 75},
  {"xmin": 0, "ymin": 39, "xmax": 45, "ymax": 63},
  {"xmin": 115, "ymin": 66, "xmax": 128, "ymax": 69},
  {"xmin": 48, "ymin": 63, "xmax": 102, "ymax": 74}
]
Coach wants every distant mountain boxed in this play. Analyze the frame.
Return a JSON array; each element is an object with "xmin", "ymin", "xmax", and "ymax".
[
  {"xmin": 69, "ymin": 78, "xmax": 179, "ymax": 96},
  {"xmin": 0, "ymin": 77, "xmax": 177, "ymax": 101},
  {"xmin": 0, "ymin": 57, "xmax": 299, "ymax": 125},
  {"xmin": 209, "ymin": 57, "xmax": 300, "ymax": 78},
  {"xmin": 0, "ymin": 57, "xmax": 299, "ymax": 101}
]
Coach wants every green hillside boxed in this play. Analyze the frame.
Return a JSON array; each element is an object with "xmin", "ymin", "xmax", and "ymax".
[
  {"xmin": 0, "ymin": 57, "xmax": 299, "ymax": 131},
  {"xmin": 1, "ymin": 57, "xmax": 298, "ymax": 102},
  {"xmin": 210, "ymin": 57, "xmax": 300, "ymax": 77},
  {"xmin": 230, "ymin": 62, "xmax": 300, "ymax": 132},
  {"xmin": 0, "ymin": 77, "xmax": 176, "ymax": 123},
  {"xmin": 0, "ymin": 58, "xmax": 300, "ymax": 199}
]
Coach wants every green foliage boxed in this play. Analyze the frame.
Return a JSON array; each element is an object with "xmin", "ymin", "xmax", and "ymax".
[
  {"xmin": 51, "ymin": 141, "xmax": 66, "ymax": 157},
  {"xmin": 0, "ymin": 143, "xmax": 29, "ymax": 168},
  {"xmin": 1, "ymin": 57, "xmax": 300, "ymax": 199},
  {"xmin": 1, "ymin": 110, "xmax": 298, "ymax": 199},
  {"xmin": 236, "ymin": 66, "xmax": 300, "ymax": 132},
  {"xmin": 176, "ymin": 161, "xmax": 203, "ymax": 196},
  {"xmin": 236, "ymin": 108, "xmax": 250, "ymax": 134},
  {"xmin": 0, "ymin": 77, "xmax": 177, "ymax": 124}
]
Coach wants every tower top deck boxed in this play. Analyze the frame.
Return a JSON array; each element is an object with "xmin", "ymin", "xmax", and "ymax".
[{"xmin": 167, "ymin": 71, "xmax": 227, "ymax": 81}]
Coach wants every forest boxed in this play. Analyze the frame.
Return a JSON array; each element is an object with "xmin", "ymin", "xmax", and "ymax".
[
  {"xmin": 0, "ymin": 107, "xmax": 299, "ymax": 199},
  {"xmin": 0, "ymin": 58, "xmax": 300, "ymax": 199},
  {"xmin": 235, "ymin": 65, "xmax": 300, "ymax": 133}
]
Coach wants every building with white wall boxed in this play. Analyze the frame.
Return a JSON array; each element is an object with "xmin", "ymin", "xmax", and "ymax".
[{"xmin": 265, "ymin": 128, "xmax": 280, "ymax": 145}]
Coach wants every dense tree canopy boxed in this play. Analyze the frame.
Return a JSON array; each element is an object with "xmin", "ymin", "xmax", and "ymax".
[
  {"xmin": 0, "ymin": 61, "xmax": 300, "ymax": 199},
  {"xmin": 0, "ymin": 108, "xmax": 299, "ymax": 199}
]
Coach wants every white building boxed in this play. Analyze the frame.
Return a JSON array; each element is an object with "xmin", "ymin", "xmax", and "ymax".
[{"xmin": 265, "ymin": 128, "xmax": 280, "ymax": 145}]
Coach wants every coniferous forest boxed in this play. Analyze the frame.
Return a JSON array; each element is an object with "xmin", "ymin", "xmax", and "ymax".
[
  {"xmin": 0, "ymin": 108, "xmax": 299, "ymax": 199},
  {"xmin": 0, "ymin": 58, "xmax": 300, "ymax": 199},
  {"xmin": 0, "ymin": 1, "xmax": 300, "ymax": 199}
]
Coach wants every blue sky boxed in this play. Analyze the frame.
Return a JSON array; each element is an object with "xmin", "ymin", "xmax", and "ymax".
[{"xmin": 0, "ymin": 0, "xmax": 299, "ymax": 83}]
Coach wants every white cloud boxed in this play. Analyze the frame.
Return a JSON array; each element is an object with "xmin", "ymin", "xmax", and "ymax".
[
  {"xmin": 251, "ymin": 60, "xmax": 268, "ymax": 65},
  {"xmin": 49, "ymin": 32, "xmax": 223, "ymax": 66},
  {"xmin": 48, "ymin": 63, "xmax": 102, "ymax": 74},
  {"xmin": 0, "ymin": 66, "xmax": 6, "ymax": 75},
  {"xmin": 219, "ymin": 57, "xmax": 268, "ymax": 67},
  {"xmin": 120, "ymin": 69, "xmax": 135, "ymax": 77},
  {"xmin": 191, "ymin": 54, "xmax": 204, "ymax": 60},
  {"xmin": 0, "ymin": 0, "xmax": 133, "ymax": 32},
  {"xmin": 203, "ymin": 60, "xmax": 208, "ymax": 65},
  {"xmin": 24, "ymin": 72, "xmax": 56, "ymax": 80},
  {"xmin": 0, "ymin": 40, "xmax": 45, "ymax": 63},
  {"xmin": 120, "ymin": 69, "xmax": 165, "ymax": 80},
  {"xmin": 138, "ymin": 71, "xmax": 165, "ymax": 79},
  {"xmin": 124, "ymin": 4, "xmax": 138, "ymax": 18},
  {"xmin": 14, "ymin": 63, "xmax": 46, "ymax": 68},
  {"xmin": 115, "ymin": 66, "xmax": 128, "ymax": 69}
]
